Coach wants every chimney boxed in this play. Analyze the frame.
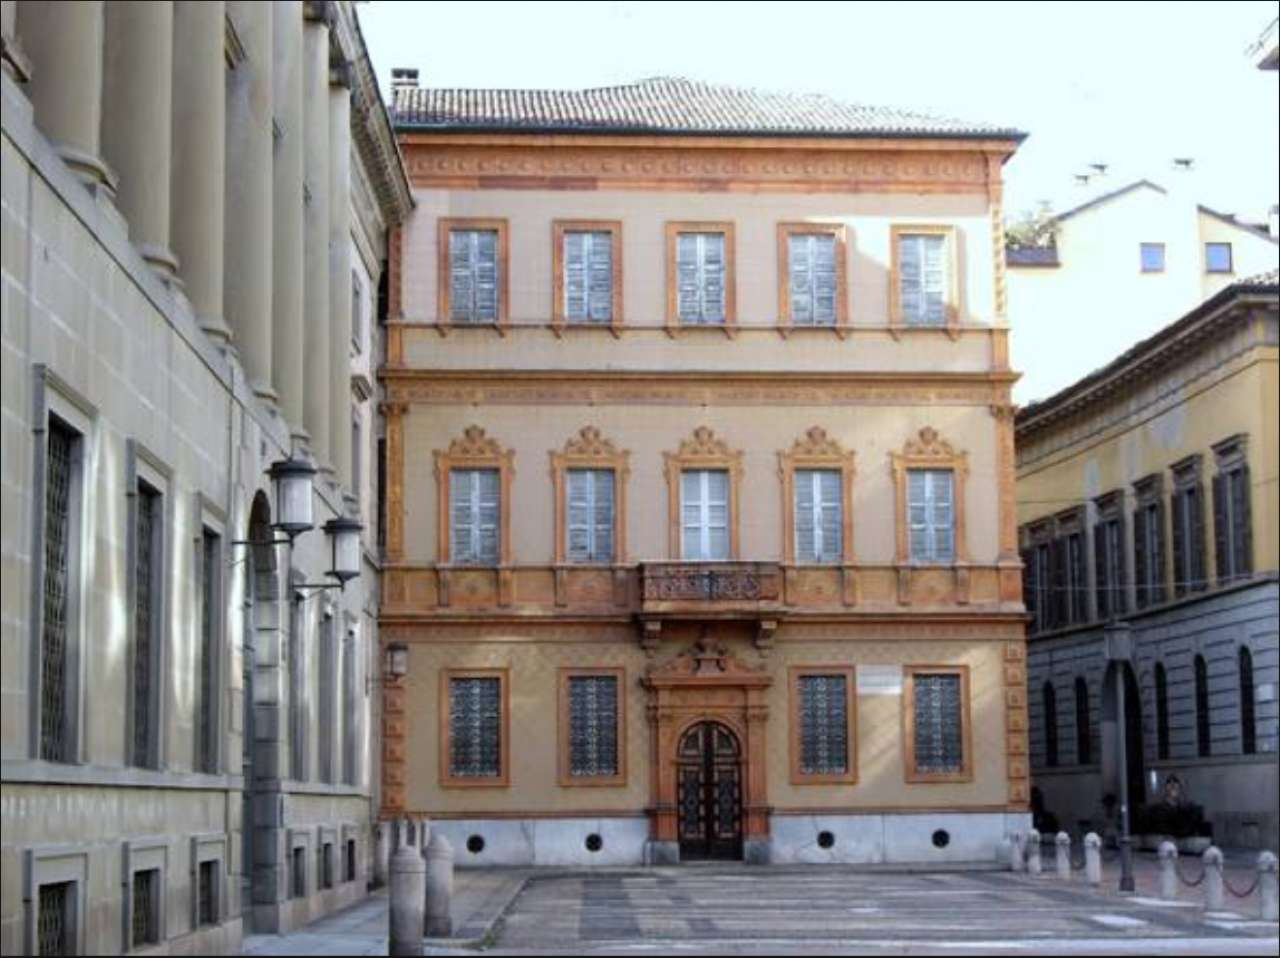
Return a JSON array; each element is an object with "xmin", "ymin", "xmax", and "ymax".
[{"xmin": 391, "ymin": 67, "xmax": 419, "ymax": 91}]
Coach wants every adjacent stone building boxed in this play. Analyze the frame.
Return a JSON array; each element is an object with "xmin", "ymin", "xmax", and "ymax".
[
  {"xmin": 1017, "ymin": 270, "xmax": 1280, "ymax": 849},
  {"xmin": 0, "ymin": 2, "xmax": 410, "ymax": 953},
  {"xmin": 380, "ymin": 75, "xmax": 1031, "ymax": 867}
]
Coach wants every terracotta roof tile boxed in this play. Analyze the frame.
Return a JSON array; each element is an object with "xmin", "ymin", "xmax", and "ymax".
[{"xmin": 391, "ymin": 76, "xmax": 1022, "ymax": 139}]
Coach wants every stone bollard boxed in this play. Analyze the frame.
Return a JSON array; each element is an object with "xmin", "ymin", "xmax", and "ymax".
[
  {"xmin": 373, "ymin": 821, "xmax": 391, "ymax": 889},
  {"xmin": 424, "ymin": 831, "xmax": 455, "ymax": 938},
  {"xmin": 1157, "ymin": 841, "xmax": 1178, "ymax": 900},
  {"xmin": 1084, "ymin": 833, "xmax": 1102, "ymax": 887},
  {"xmin": 1202, "ymin": 846, "xmax": 1223, "ymax": 912},
  {"xmin": 1010, "ymin": 832, "xmax": 1026, "ymax": 873},
  {"xmin": 1259, "ymin": 851, "xmax": 1278, "ymax": 922},
  {"xmin": 389, "ymin": 819, "xmax": 426, "ymax": 957},
  {"xmin": 1026, "ymin": 829, "xmax": 1042, "ymax": 876},
  {"xmin": 1055, "ymin": 832, "xmax": 1071, "ymax": 880}
]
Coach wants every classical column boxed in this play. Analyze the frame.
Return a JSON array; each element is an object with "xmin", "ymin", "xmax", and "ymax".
[
  {"xmin": 15, "ymin": 0, "xmax": 114, "ymax": 191},
  {"xmin": 302, "ymin": 11, "xmax": 331, "ymax": 468},
  {"xmin": 224, "ymin": 1, "xmax": 275, "ymax": 403},
  {"xmin": 171, "ymin": 0, "xmax": 228, "ymax": 344},
  {"xmin": 272, "ymin": 0, "xmax": 307, "ymax": 439},
  {"xmin": 328, "ymin": 69, "xmax": 353, "ymax": 491},
  {"xmin": 102, "ymin": 1, "xmax": 177, "ymax": 280}
]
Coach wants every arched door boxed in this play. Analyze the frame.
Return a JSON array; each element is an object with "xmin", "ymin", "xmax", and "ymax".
[{"xmin": 676, "ymin": 721, "xmax": 743, "ymax": 861}]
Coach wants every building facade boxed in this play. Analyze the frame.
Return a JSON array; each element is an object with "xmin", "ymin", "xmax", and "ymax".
[
  {"xmin": 1017, "ymin": 271, "xmax": 1280, "ymax": 849},
  {"xmin": 0, "ymin": 2, "xmax": 410, "ymax": 954},
  {"xmin": 1007, "ymin": 179, "xmax": 1278, "ymax": 404},
  {"xmin": 380, "ymin": 75, "xmax": 1031, "ymax": 867}
]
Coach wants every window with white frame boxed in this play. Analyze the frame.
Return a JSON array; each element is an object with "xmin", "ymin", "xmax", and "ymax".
[
  {"xmin": 897, "ymin": 233, "xmax": 948, "ymax": 326},
  {"xmin": 563, "ymin": 231, "xmax": 614, "ymax": 324},
  {"xmin": 907, "ymin": 468, "xmax": 955, "ymax": 562},
  {"xmin": 681, "ymin": 469, "xmax": 730, "ymax": 560},
  {"xmin": 794, "ymin": 469, "xmax": 842, "ymax": 563},
  {"xmin": 787, "ymin": 233, "xmax": 838, "ymax": 326},
  {"xmin": 449, "ymin": 468, "xmax": 500, "ymax": 565},
  {"xmin": 448, "ymin": 229, "xmax": 500, "ymax": 324},
  {"xmin": 566, "ymin": 468, "xmax": 615, "ymax": 563},
  {"xmin": 676, "ymin": 232, "xmax": 727, "ymax": 325}
]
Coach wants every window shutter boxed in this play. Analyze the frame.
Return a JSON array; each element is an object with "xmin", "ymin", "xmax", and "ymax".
[
  {"xmin": 702, "ymin": 234, "xmax": 726, "ymax": 324},
  {"xmin": 593, "ymin": 470, "xmax": 615, "ymax": 561},
  {"xmin": 908, "ymin": 470, "xmax": 929, "ymax": 560},
  {"xmin": 681, "ymin": 470, "xmax": 702, "ymax": 559},
  {"xmin": 477, "ymin": 469, "xmax": 500, "ymax": 563},
  {"xmin": 450, "ymin": 470, "xmax": 474, "ymax": 561},
  {"xmin": 1151, "ymin": 501, "xmax": 1166, "ymax": 604},
  {"xmin": 1049, "ymin": 537, "xmax": 1066, "ymax": 628},
  {"xmin": 922, "ymin": 234, "xmax": 947, "ymax": 326},
  {"xmin": 795, "ymin": 472, "xmax": 816, "ymax": 561},
  {"xmin": 1232, "ymin": 464, "xmax": 1252, "ymax": 576},
  {"xmin": 676, "ymin": 234, "xmax": 701, "ymax": 323},
  {"xmin": 818, "ymin": 470, "xmax": 842, "ymax": 560},
  {"xmin": 1069, "ymin": 534, "xmax": 1087, "ymax": 623},
  {"xmin": 567, "ymin": 469, "xmax": 592, "ymax": 562},
  {"xmin": 1171, "ymin": 490, "xmax": 1187, "ymax": 598},
  {"xmin": 1093, "ymin": 522, "xmax": 1109, "ymax": 620},
  {"xmin": 1133, "ymin": 506, "xmax": 1148, "ymax": 608},
  {"xmin": 563, "ymin": 232, "xmax": 588, "ymax": 322},
  {"xmin": 788, "ymin": 235, "xmax": 813, "ymax": 326},
  {"xmin": 813, "ymin": 235, "xmax": 838, "ymax": 325},
  {"xmin": 449, "ymin": 231, "xmax": 474, "ymax": 322},
  {"xmin": 932, "ymin": 471, "xmax": 954, "ymax": 561},
  {"xmin": 587, "ymin": 234, "xmax": 613, "ymax": 323},
  {"xmin": 1190, "ymin": 483, "xmax": 1206, "ymax": 589},
  {"xmin": 474, "ymin": 231, "xmax": 499, "ymax": 322},
  {"xmin": 1212, "ymin": 473, "xmax": 1229, "ymax": 581},
  {"xmin": 899, "ymin": 235, "xmax": 922, "ymax": 324},
  {"xmin": 789, "ymin": 234, "xmax": 837, "ymax": 326},
  {"xmin": 706, "ymin": 469, "xmax": 729, "ymax": 560}
]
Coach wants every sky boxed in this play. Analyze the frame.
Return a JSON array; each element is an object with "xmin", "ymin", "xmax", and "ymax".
[{"xmin": 359, "ymin": 0, "xmax": 1280, "ymax": 221}]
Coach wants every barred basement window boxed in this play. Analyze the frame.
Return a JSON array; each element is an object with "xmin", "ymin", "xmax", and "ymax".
[
  {"xmin": 197, "ymin": 860, "xmax": 218, "ymax": 927},
  {"xmin": 907, "ymin": 469, "xmax": 954, "ymax": 563},
  {"xmin": 1239, "ymin": 646, "xmax": 1256, "ymax": 755},
  {"xmin": 40, "ymin": 419, "xmax": 77, "ymax": 763},
  {"xmin": 448, "ymin": 676, "xmax": 503, "ymax": 780},
  {"xmin": 38, "ymin": 881, "xmax": 72, "ymax": 957},
  {"xmin": 675, "ymin": 231, "xmax": 727, "ymax": 325},
  {"xmin": 131, "ymin": 868, "xmax": 159, "ymax": 947},
  {"xmin": 1155, "ymin": 662, "xmax": 1170, "ymax": 760},
  {"xmin": 908, "ymin": 669, "xmax": 968, "ymax": 780},
  {"xmin": 798, "ymin": 674, "xmax": 850, "ymax": 776},
  {"xmin": 132, "ymin": 482, "xmax": 162, "ymax": 768},
  {"xmin": 320, "ymin": 843, "xmax": 334, "ymax": 890},
  {"xmin": 291, "ymin": 847, "xmax": 306, "ymax": 899},
  {"xmin": 566, "ymin": 469, "xmax": 615, "ymax": 563},
  {"xmin": 196, "ymin": 529, "xmax": 220, "ymax": 774},
  {"xmin": 447, "ymin": 228, "xmax": 500, "ymax": 323},
  {"xmin": 345, "ymin": 840, "xmax": 357, "ymax": 883},
  {"xmin": 450, "ymin": 468, "xmax": 500, "ymax": 565},
  {"xmin": 1195, "ymin": 654, "xmax": 1211, "ymax": 758},
  {"xmin": 567, "ymin": 674, "xmax": 619, "ymax": 779},
  {"xmin": 794, "ymin": 469, "xmax": 842, "ymax": 564}
]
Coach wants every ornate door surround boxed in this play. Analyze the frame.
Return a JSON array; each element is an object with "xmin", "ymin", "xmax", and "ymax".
[{"xmin": 642, "ymin": 635, "xmax": 772, "ymax": 864}]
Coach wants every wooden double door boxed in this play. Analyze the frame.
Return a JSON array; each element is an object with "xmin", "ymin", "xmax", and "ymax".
[{"xmin": 676, "ymin": 721, "xmax": 743, "ymax": 861}]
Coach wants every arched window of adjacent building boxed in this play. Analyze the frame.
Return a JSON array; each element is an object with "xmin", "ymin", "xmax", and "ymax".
[
  {"xmin": 1042, "ymin": 681, "xmax": 1059, "ymax": 767},
  {"xmin": 1074, "ymin": 677, "xmax": 1091, "ymax": 764},
  {"xmin": 1155, "ymin": 662, "xmax": 1170, "ymax": 760},
  {"xmin": 1239, "ymin": 646, "xmax": 1256, "ymax": 755},
  {"xmin": 1194, "ymin": 655, "xmax": 1211, "ymax": 758}
]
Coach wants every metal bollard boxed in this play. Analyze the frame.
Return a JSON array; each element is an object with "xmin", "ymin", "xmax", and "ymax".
[
  {"xmin": 424, "ymin": 832, "xmax": 455, "ymax": 937},
  {"xmin": 1010, "ymin": 832, "xmax": 1026, "ymax": 873},
  {"xmin": 1157, "ymin": 840, "xmax": 1178, "ymax": 900},
  {"xmin": 373, "ymin": 821, "xmax": 391, "ymax": 889},
  {"xmin": 1055, "ymin": 832, "xmax": 1071, "ymax": 880},
  {"xmin": 1202, "ymin": 846, "xmax": 1223, "ymax": 911},
  {"xmin": 389, "ymin": 818, "xmax": 426, "ymax": 957},
  {"xmin": 1084, "ymin": 833, "xmax": 1102, "ymax": 887},
  {"xmin": 1260, "ymin": 851, "xmax": 1278, "ymax": 922},
  {"xmin": 1026, "ymin": 829, "xmax": 1042, "ymax": 876}
]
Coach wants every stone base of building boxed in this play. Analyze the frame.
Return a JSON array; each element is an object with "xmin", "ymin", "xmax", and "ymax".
[{"xmin": 430, "ymin": 813, "xmax": 1032, "ymax": 868}]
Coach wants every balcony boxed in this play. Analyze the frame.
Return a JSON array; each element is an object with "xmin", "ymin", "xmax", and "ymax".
[{"xmin": 638, "ymin": 562, "xmax": 783, "ymax": 618}]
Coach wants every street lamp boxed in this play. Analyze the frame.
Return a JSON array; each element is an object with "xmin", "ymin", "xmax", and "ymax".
[
  {"xmin": 1105, "ymin": 621, "xmax": 1135, "ymax": 893},
  {"xmin": 268, "ymin": 455, "xmax": 317, "ymax": 541},
  {"xmin": 324, "ymin": 515, "xmax": 363, "ymax": 586},
  {"xmin": 385, "ymin": 642, "xmax": 408, "ymax": 679}
]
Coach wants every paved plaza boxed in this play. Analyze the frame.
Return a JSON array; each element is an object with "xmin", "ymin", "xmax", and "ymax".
[{"xmin": 240, "ymin": 855, "xmax": 1279, "ymax": 956}]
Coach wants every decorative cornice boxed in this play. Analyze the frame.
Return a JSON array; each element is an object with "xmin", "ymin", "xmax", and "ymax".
[
  {"xmin": 558, "ymin": 425, "xmax": 623, "ymax": 458},
  {"xmin": 901, "ymin": 426, "xmax": 958, "ymax": 459},
  {"xmin": 785, "ymin": 426, "xmax": 847, "ymax": 459},
  {"xmin": 673, "ymin": 426, "xmax": 741, "ymax": 462},
  {"xmin": 441, "ymin": 424, "xmax": 507, "ymax": 460}
]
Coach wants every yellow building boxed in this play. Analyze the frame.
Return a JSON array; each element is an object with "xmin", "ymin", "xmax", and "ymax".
[
  {"xmin": 379, "ymin": 75, "xmax": 1030, "ymax": 865},
  {"xmin": 1016, "ymin": 270, "xmax": 1279, "ymax": 848}
]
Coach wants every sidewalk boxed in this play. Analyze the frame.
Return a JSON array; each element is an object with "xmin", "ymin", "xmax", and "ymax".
[{"xmin": 240, "ymin": 869, "xmax": 531, "ymax": 956}]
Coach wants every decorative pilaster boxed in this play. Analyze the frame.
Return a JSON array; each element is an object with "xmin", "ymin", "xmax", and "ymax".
[
  {"xmin": 302, "ymin": 11, "xmax": 331, "ymax": 465},
  {"xmin": 1004, "ymin": 638, "xmax": 1030, "ymax": 808},
  {"xmin": 16, "ymin": 0, "xmax": 115, "ymax": 191},
  {"xmin": 991, "ymin": 402, "xmax": 1023, "ymax": 600},
  {"xmin": 102, "ymin": 0, "xmax": 177, "ymax": 279},
  {"xmin": 328, "ymin": 65, "xmax": 353, "ymax": 489},
  {"xmin": 223, "ymin": 1, "xmax": 275, "ymax": 403},
  {"xmin": 381, "ymin": 402, "xmax": 407, "ymax": 562},
  {"xmin": 171, "ymin": 0, "xmax": 228, "ymax": 343}
]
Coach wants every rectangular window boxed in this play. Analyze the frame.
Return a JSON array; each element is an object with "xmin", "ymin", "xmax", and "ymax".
[
  {"xmin": 38, "ymin": 881, "xmax": 73, "ymax": 957},
  {"xmin": 566, "ymin": 674, "xmax": 620, "ymax": 779},
  {"xmin": 1133, "ymin": 480, "xmax": 1165, "ymax": 609},
  {"xmin": 291, "ymin": 847, "xmax": 306, "ymax": 899},
  {"xmin": 1171, "ymin": 461, "xmax": 1207, "ymax": 596},
  {"xmin": 131, "ymin": 868, "xmax": 159, "ymax": 948},
  {"xmin": 317, "ymin": 616, "xmax": 335, "ymax": 784},
  {"xmin": 320, "ymin": 843, "xmax": 334, "ymax": 890},
  {"xmin": 289, "ymin": 601, "xmax": 306, "ymax": 781},
  {"xmin": 681, "ymin": 469, "xmax": 730, "ymax": 561},
  {"xmin": 1205, "ymin": 242, "xmax": 1233, "ymax": 274},
  {"xmin": 907, "ymin": 469, "xmax": 954, "ymax": 563},
  {"xmin": 449, "ymin": 468, "xmax": 500, "ymax": 565},
  {"xmin": 897, "ymin": 232, "xmax": 948, "ymax": 326},
  {"xmin": 1063, "ymin": 530, "xmax": 1087, "ymax": 624},
  {"xmin": 40, "ymin": 418, "xmax": 79, "ymax": 763},
  {"xmin": 794, "ymin": 469, "xmax": 842, "ymax": 563},
  {"xmin": 1024, "ymin": 538, "xmax": 1051, "ymax": 632},
  {"xmin": 566, "ymin": 469, "xmax": 615, "ymax": 563},
  {"xmin": 792, "ymin": 670, "xmax": 855, "ymax": 783},
  {"xmin": 196, "ymin": 529, "xmax": 220, "ymax": 774},
  {"xmin": 197, "ymin": 860, "xmax": 218, "ymax": 927},
  {"xmin": 1140, "ymin": 242, "xmax": 1166, "ymax": 273},
  {"xmin": 787, "ymin": 233, "xmax": 838, "ymax": 326},
  {"xmin": 132, "ymin": 481, "xmax": 162, "ymax": 769},
  {"xmin": 906, "ymin": 667, "xmax": 970, "ymax": 781},
  {"xmin": 1213, "ymin": 437, "xmax": 1253, "ymax": 583},
  {"xmin": 341, "ymin": 632, "xmax": 356, "ymax": 786},
  {"xmin": 351, "ymin": 269, "xmax": 363, "ymax": 350},
  {"xmin": 345, "ymin": 840, "xmax": 357, "ymax": 883},
  {"xmin": 446, "ymin": 674, "xmax": 506, "ymax": 783},
  {"xmin": 563, "ymin": 230, "xmax": 615, "ymax": 324},
  {"xmin": 448, "ymin": 228, "xmax": 500, "ymax": 323},
  {"xmin": 676, "ymin": 231, "xmax": 727, "ymax": 325},
  {"xmin": 1093, "ymin": 494, "xmax": 1127, "ymax": 619}
]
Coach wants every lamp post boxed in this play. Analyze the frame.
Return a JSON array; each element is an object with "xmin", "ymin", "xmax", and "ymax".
[
  {"xmin": 324, "ymin": 515, "xmax": 363, "ymax": 587},
  {"xmin": 385, "ymin": 642, "xmax": 408, "ymax": 680},
  {"xmin": 1105, "ymin": 621, "xmax": 1135, "ymax": 893},
  {"xmin": 268, "ymin": 455, "xmax": 318, "ymax": 541}
]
